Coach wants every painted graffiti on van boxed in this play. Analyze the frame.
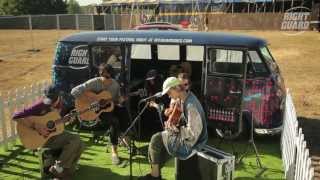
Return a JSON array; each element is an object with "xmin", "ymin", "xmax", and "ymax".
[{"xmin": 207, "ymin": 77, "xmax": 283, "ymax": 129}]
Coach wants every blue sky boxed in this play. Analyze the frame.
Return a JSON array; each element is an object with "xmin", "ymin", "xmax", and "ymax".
[{"xmin": 76, "ymin": 0, "xmax": 102, "ymax": 6}]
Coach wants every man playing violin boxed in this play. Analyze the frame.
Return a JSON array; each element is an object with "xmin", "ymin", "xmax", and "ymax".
[
  {"xmin": 163, "ymin": 73, "xmax": 191, "ymax": 119},
  {"xmin": 139, "ymin": 77, "xmax": 208, "ymax": 180}
]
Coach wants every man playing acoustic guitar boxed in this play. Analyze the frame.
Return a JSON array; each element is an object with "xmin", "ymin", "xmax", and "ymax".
[
  {"xmin": 139, "ymin": 77, "xmax": 208, "ymax": 180},
  {"xmin": 12, "ymin": 85, "xmax": 84, "ymax": 180},
  {"xmin": 71, "ymin": 63, "xmax": 126, "ymax": 165}
]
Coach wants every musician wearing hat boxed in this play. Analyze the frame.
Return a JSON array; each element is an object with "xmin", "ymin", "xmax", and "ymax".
[
  {"xmin": 12, "ymin": 85, "xmax": 84, "ymax": 180},
  {"xmin": 139, "ymin": 77, "xmax": 208, "ymax": 180},
  {"xmin": 144, "ymin": 69, "xmax": 163, "ymax": 97}
]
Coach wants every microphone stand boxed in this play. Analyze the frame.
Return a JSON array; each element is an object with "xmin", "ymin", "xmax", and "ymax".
[{"xmin": 120, "ymin": 100, "xmax": 150, "ymax": 180}]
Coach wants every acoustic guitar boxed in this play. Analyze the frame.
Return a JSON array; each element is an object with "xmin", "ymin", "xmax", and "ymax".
[
  {"xmin": 17, "ymin": 102, "xmax": 100, "ymax": 150},
  {"xmin": 75, "ymin": 91, "xmax": 114, "ymax": 121},
  {"xmin": 75, "ymin": 89, "xmax": 147, "ymax": 121}
]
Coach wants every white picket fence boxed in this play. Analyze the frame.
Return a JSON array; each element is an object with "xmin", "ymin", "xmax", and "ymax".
[
  {"xmin": 281, "ymin": 89, "xmax": 315, "ymax": 180},
  {"xmin": 0, "ymin": 81, "xmax": 49, "ymax": 150}
]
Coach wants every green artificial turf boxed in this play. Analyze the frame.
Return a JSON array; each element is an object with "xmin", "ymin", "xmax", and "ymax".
[{"xmin": 0, "ymin": 131, "xmax": 284, "ymax": 180}]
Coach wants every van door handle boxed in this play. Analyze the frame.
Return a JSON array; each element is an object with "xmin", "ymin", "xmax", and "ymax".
[{"xmin": 229, "ymin": 90, "xmax": 241, "ymax": 94}]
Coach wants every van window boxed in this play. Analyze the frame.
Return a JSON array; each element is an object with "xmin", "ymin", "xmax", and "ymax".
[
  {"xmin": 248, "ymin": 50, "xmax": 268, "ymax": 73},
  {"xmin": 92, "ymin": 46, "xmax": 121, "ymax": 69},
  {"xmin": 158, "ymin": 45, "xmax": 180, "ymax": 61},
  {"xmin": 208, "ymin": 49, "xmax": 243, "ymax": 75},
  {"xmin": 186, "ymin": 45, "xmax": 204, "ymax": 62},
  {"xmin": 131, "ymin": 44, "xmax": 151, "ymax": 60},
  {"xmin": 216, "ymin": 49, "xmax": 242, "ymax": 63}
]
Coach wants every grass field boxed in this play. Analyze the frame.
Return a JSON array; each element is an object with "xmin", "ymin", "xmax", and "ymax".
[{"xmin": 0, "ymin": 130, "xmax": 284, "ymax": 180}]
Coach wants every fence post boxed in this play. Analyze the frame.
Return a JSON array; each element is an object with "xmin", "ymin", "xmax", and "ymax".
[
  {"xmin": 28, "ymin": 15, "xmax": 35, "ymax": 51},
  {"xmin": 0, "ymin": 94, "xmax": 9, "ymax": 150},
  {"xmin": 91, "ymin": 14, "xmax": 95, "ymax": 30},
  {"xmin": 56, "ymin": 14, "xmax": 60, "ymax": 30},
  {"xmin": 232, "ymin": 1, "xmax": 234, "ymax": 14},
  {"xmin": 55, "ymin": 14, "xmax": 61, "ymax": 44},
  {"xmin": 75, "ymin": 14, "xmax": 79, "ymax": 30},
  {"xmin": 104, "ymin": 14, "xmax": 107, "ymax": 30},
  {"xmin": 113, "ymin": 14, "xmax": 116, "ymax": 30},
  {"xmin": 8, "ymin": 89, "xmax": 17, "ymax": 146}
]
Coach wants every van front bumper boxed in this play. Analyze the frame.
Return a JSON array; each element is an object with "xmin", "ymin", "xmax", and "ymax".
[{"xmin": 254, "ymin": 126, "xmax": 283, "ymax": 135}]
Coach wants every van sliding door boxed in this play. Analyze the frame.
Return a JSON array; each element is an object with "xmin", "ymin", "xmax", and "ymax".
[{"xmin": 205, "ymin": 46, "xmax": 247, "ymax": 138}]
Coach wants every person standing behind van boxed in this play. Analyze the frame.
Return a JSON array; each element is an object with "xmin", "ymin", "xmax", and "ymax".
[
  {"xmin": 177, "ymin": 72, "xmax": 191, "ymax": 92},
  {"xmin": 71, "ymin": 63, "xmax": 126, "ymax": 165}
]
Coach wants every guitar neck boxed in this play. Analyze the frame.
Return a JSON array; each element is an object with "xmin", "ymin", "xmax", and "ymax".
[
  {"xmin": 55, "ymin": 106, "xmax": 93, "ymax": 125},
  {"xmin": 128, "ymin": 88, "xmax": 147, "ymax": 97}
]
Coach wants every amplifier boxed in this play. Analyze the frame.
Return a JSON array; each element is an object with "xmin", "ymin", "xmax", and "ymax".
[{"xmin": 175, "ymin": 145, "xmax": 235, "ymax": 180}]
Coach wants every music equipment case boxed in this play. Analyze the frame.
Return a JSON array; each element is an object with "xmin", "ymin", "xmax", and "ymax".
[{"xmin": 176, "ymin": 145, "xmax": 235, "ymax": 180}]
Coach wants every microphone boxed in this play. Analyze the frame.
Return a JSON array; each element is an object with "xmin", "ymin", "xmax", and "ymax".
[{"xmin": 139, "ymin": 92, "xmax": 163, "ymax": 103}]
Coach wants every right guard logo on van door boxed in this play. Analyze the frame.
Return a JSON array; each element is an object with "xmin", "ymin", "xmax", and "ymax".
[
  {"xmin": 52, "ymin": 43, "xmax": 90, "ymax": 96},
  {"xmin": 68, "ymin": 45, "xmax": 89, "ymax": 66}
]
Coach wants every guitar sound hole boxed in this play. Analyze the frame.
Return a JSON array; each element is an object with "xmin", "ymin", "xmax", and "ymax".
[{"xmin": 46, "ymin": 121, "xmax": 56, "ymax": 130}]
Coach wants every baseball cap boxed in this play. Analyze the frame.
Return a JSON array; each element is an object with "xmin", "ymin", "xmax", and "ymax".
[{"xmin": 161, "ymin": 77, "xmax": 182, "ymax": 95}]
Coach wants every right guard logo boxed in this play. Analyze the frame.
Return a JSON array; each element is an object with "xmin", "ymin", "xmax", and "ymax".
[
  {"xmin": 68, "ymin": 45, "xmax": 89, "ymax": 65},
  {"xmin": 281, "ymin": 6, "xmax": 311, "ymax": 35}
]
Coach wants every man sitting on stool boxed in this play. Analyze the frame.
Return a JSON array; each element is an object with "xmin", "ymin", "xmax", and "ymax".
[
  {"xmin": 139, "ymin": 77, "xmax": 208, "ymax": 180},
  {"xmin": 12, "ymin": 85, "xmax": 84, "ymax": 180}
]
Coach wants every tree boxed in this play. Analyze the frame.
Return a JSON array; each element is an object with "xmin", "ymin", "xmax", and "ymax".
[
  {"xmin": 67, "ymin": 0, "xmax": 81, "ymax": 14},
  {"xmin": 0, "ymin": 0, "xmax": 22, "ymax": 15},
  {"xmin": 0, "ymin": 0, "xmax": 67, "ymax": 15}
]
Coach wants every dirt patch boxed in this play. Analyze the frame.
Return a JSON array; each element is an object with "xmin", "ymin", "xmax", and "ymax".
[{"xmin": 0, "ymin": 30, "xmax": 77, "ymax": 93}]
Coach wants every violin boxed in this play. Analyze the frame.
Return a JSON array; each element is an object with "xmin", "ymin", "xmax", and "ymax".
[{"xmin": 166, "ymin": 101, "xmax": 182, "ymax": 127}]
